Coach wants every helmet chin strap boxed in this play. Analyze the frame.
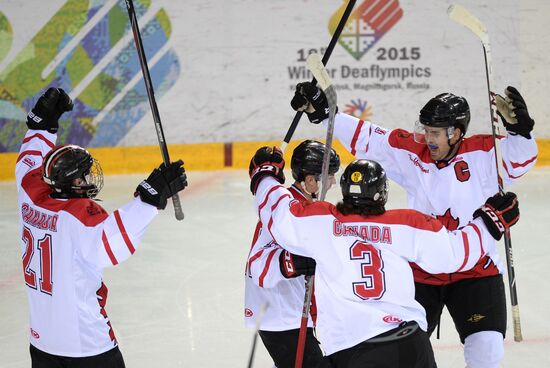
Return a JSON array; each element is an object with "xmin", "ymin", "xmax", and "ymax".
[{"xmin": 300, "ymin": 181, "xmax": 319, "ymax": 201}]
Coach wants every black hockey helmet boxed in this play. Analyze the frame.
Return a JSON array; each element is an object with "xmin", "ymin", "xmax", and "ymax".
[
  {"xmin": 291, "ymin": 140, "xmax": 340, "ymax": 181},
  {"xmin": 340, "ymin": 159, "xmax": 388, "ymax": 207},
  {"xmin": 419, "ymin": 93, "xmax": 470, "ymax": 135},
  {"xmin": 42, "ymin": 145, "xmax": 103, "ymax": 199}
]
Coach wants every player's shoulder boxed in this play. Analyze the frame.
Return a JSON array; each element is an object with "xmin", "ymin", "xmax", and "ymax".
[
  {"xmin": 62, "ymin": 199, "xmax": 109, "ymax": 227},
  {"xmin": 375, "ymin": 209, "xmax": 444, "ymax": 232},
  {"xmin": 460, "ymin": 134, "xmax": 495, "ymax": 153},
  {"xmin": 289, "ymin": 199, "xmax": 336, "ymax": 218},
  {"xmin": 388, "ymin": 129, "xmax": 428, "ymax": 155}
]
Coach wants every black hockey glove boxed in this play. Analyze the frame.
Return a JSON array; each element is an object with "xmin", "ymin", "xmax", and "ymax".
[
  {"xmin": 495, "ymin": 86, "xmax": 534, "ymax": 139},
  {"xmin": 136, "ymin": 160, "xmax": 188, "ymax": 210},
  {"xmin": 249, "ymin": 146, "xmax": 285, "ymax": 195},
  {"xmin": 473, "ymin": 192, "xmax": 519, "ymax": 241},
  {"xmin": 279, "ymin": 250, "xmax": 316, "ymax": 278},
  {"xmin": 27, "ymin": 87, "xmax": 73, "ymax": 133},
  {"xmin": 290, "ymin": 82, "xmax": 335, "ymax": 124}
]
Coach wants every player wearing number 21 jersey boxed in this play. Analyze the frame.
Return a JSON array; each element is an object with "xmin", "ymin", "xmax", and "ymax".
[
  {"xmin": 16, "ymin": 87, "xmax": 187, "ymax": 366},
  {"xmin": 249, "ymin": 148, "xmax": 520, "ymax": 367}
]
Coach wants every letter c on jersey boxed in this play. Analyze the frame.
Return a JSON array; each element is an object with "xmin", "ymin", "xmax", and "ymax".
[{"xmin": 454, "ymin": 161, "xmax": 471, "ymax": 182}]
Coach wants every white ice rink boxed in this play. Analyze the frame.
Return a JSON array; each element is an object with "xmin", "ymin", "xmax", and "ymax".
[{"xmin": 1, "ymin": 168, "xmax": 549, "ymax": 367}]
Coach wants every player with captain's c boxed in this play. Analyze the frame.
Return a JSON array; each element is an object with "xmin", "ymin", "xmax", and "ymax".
[{"xmin": 291, "ymin": 82, "xmax": 537, "ymax": 368}]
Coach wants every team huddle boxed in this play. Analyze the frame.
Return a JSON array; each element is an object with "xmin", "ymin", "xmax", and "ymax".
[{"xmin": 17, "ymin": 81, "xmax": 536, "ymax": 366}]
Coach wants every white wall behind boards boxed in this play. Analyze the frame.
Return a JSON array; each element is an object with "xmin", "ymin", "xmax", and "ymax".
[{"xmin": 0, "ymin": 0, "xmax": 547, "ymax": 150}]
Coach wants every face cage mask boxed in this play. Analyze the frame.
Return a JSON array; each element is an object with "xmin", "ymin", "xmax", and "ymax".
[
  {"xmin": 413, "ymin": 120, "xmax": 456, "ymax": 145},
  {"xmin": 70, "ymin": 158, "xmax": 104, "ymax": 199}
]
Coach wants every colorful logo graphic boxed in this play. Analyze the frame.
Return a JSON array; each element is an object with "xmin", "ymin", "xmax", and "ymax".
[
  {"xmin": 329, "ymin": 0, "xmax": 403, "ymax": 61},
  {"xmin": 344, "ymin": 98, "xmax": 373, "ymax": 121},
  {"xmin": 0, "ymin": 0, "xmax": 180, "ymax": 152}
]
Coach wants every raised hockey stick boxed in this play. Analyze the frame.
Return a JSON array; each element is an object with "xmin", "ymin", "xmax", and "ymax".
[
  {"xmin": 293, "ymin": 53, "xmax": 338, "ymax": 368},
  {"xmin": 281, "ymin": 0, "xmax": 356, "ymax": 153},
  {"xmin": 125, "ymin": 0, "xmax": 184, "ymax": 221},
  {"xmin": 448, "ymin": 3, "xmax": 522, "ymax": 342}
]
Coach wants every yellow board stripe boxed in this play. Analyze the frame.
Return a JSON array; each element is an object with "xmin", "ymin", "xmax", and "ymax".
[{"xmin": 1, "ymin": 139, "xmax": 548, "ymax": 181}]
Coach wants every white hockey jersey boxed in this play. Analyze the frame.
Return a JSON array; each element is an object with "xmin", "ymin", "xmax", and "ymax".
[
  {"xmin": 254, "ymin": 176, "xmax": 496, "ymax": 355},
  {"xmin": 332, "ymin": 113, "xmax": 538, "ymax": 284},
  {"xmin": 244, "ymin": 185, "xmax": 316, "ymax": 331},
  {"xmin": 16, "ymin": 130, "xmax": 158, "ymax": 357}
]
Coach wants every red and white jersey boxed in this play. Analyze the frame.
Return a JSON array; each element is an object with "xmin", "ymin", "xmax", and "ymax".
[
  {"xmin": 332, "ymin": 113, "xmax": 538, "ymax": 284},
  {"xmin": 16, "ymin": 130, "xmax": 158, "ymax": 357},
  {"xmin": 255, "ymin": 176, "xmax": 495, "ymax": 355},
  {"xmin": 244, "ymin": 185, "xmax": 315, "ymax": 331}
]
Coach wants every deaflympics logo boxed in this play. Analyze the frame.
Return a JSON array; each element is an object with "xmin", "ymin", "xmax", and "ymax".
[
  {"xmin": 329, "ymin": 0, "xmax": 404, "ymax": 61},
  {"xmin": 344, "ymin": 98, "xmax": 373, "ymax": 120}
]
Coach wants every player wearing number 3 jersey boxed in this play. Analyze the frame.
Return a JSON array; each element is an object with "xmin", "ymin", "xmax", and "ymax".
[
  {"xmin": 16, "ymin": 88, "xmax": 187, "ymax": 368},
  {"xmin": 249, "ymin": 147, "xmax": 521, "ymax": 368}
]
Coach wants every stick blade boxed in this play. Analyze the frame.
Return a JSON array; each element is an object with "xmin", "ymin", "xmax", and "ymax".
[
  {"xmin": 447, "ymin": 4, "xmax": 488, "ymax": 43},
  {"xmin": 306, "ymin": 53, "xmax": 332, "ymax": 91}
]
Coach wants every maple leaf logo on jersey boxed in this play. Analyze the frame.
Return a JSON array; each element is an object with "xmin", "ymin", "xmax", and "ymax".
[{"xmin": 436, "ymin": 208, "xmax": 460, "ymax": 231}]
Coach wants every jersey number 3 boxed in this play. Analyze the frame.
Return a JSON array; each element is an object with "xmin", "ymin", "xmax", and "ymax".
[
  {"xmin": 22, "ymin": 226, "xmax": 53, "ymax": 295},
  {"xmin": 350, "ymin": 240, "xmax": 386, "ymax": 300}
]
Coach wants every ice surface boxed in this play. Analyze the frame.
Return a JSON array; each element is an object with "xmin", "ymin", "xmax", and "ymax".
[{"xmin": 1, "ymin": 168, "xmax": 549, "ymax": 367}]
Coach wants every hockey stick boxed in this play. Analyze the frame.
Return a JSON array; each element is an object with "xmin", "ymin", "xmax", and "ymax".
[
  {"xmin": 448, "ymin": 3, "xmax": 522, "ymax": 342},
  {"xmin": 293, "ymin": 53, "xmax": 338, "ymax": 368},
  {"xmin": 125, "ymin": 0, "xmax": 184, "ymax": 221},
  {"xmin": 246, "ymin": 302, "xmax": 269, "ymax": 368},
  {"xmin": 281, "ymin": 0, "xmax": 356, "ymax": 153}
]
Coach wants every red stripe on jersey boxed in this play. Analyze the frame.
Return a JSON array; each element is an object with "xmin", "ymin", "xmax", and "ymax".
[
  {"xmin": 17, "ymin": 150, "xmax": 42, "ymax": 163},
  {"xmin": 259, "ymin": 248, "xmax": 279, "ymax": 288},
  {"xmin": 258, "ymin": 185, "xmax": 285, "ymax": 213},
  {"xmin": 388, "ymin": 131, "xmax": 496, "ymax": 165},
  {"xmin": 470, "ymin": 222, "xmax": 484, "ymax": 254},
  {"xmin": 22, "ymin": 133, "xmax": 55, "ymax": 149},
  {"xmin": 289, "ymin": 201, "xmax": 445, "ymax": 232},
  {"xmin": 457, "ymin": 231, "xmax": 470, "ymax": 272},
  {"xmin": 247, "ymin": 248, "xmax": 265, "ymax": 275},
  {"xmin": 502, "ymin": 161, "xmax": 526, "ymax": 179},
  {"xmin": 365, "ymin": 125, "xmax": 372, "ymax": 155},
  {"xmin": 267, "ymin": 194, "xmax": 291, "ymax": 236},
  {"xmin": 114, "ymin": 210, "xmax": 135, "ymax": 254},
  {"xmin": 510, "ymin": 154, "xmax": 537, "ymax": 169},
  {"xmin": 350, "ymin": 120, "xmax": 364, "ymax": 156},
  {"xmin": 102, "ymin": 231, "xmax": 118, "ymax": 265},
  {"xmin": 288, "ymin": 185, "xmax": 309, "ymax": 203},
  {"xmin": 21, "ymin": 168, "xmax": 108, "ymax": 227}
]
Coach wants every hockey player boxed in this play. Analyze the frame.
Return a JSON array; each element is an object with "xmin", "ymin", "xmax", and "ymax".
[
  {"xmin": 17, "ymin": 87, "xmax": 187, "ymax": 368},
  {"xmin": 290, "ymin": 82, "xmax": 538, "ymax": 368},
  {"xmin": 248, "ymin": 150, "xmax": 520, "ymax": 368},
  {"xmin": 245, "ymin": 140, "xmax": 340, "ymax": 368}
]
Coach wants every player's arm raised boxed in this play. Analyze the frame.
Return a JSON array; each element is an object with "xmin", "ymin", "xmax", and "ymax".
[
  {"xmin": 16, "ymin": 88, "xmax": 73, "ymax": 187},
  {"xmin": 290, "ymin": 82, "xmax": 407, "ymax": 187},
  {"xmin": 496, "ymin": 86, "xmax": 538, "ymax": 184},
  {"xmin": 410, "ymin": 192, "xmax": 520, "ymax": 274},
  {"xmin": 79, "ymin": 161, "xmax": 187, "ymax": 268},
  {"xmin": 249, "ymin": 146, "xmax": 320, "ymax": 260}
]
